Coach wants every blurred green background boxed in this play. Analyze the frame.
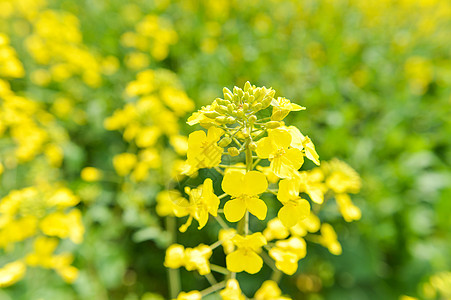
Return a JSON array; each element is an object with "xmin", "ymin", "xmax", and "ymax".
[{"xmin": 1, "ymin": 0, "xmax": 450, "ymax": 299}]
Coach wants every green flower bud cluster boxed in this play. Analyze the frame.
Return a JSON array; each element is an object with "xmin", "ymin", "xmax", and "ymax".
[{"xmin": 210, "ymin": 81, "xmax": 276, "ymax": 125}]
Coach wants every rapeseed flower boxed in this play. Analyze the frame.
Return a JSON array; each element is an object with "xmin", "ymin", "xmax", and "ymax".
[
  {"xmin": 277, "ymin": 178, "xmax": 311, "ymax": 228},
  {"xmin": 187, "ymin": 127, "xmax": 224, "ymax": 170},
  {"xmin": 175, "ymin": 178, "xmax": 220, "ymax": 232},
  {"xmin": 222, "ymin": 170, "xmax": 268, "ymax": 222},
  {"xmin": 220, "ymin": 279, "xmax": 245, "ymax": 300},
  {"xmin": 256, "ymin": 128, "xmax": 304, "ymax": 178},
  {"xmin": 226, "ymin": 233, "xmax": 267, "ymax": 274}
]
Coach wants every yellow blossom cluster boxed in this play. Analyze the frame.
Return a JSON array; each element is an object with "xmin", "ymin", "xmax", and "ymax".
[
  {"xmin": 0, "ymin": 33, "xmax": 24, "ymax": 78},
  {"xmin": 24, "ymin": 9, "xmax": 107, "ymax": 87},
  {"xmin": 105, "ymin": 69, "xmax": 194, "ymax": 182},
  {"xmin": 0, "ymin": 79, "xmax": 66, "ymax": 166},
  {"xmin": 0, "ymin": 184, "xmax": 84, "ymax": 287},
  {"xmin": 121, "ymin": 14, "xmax": 178, "ymax": 69},
  {"xmin": 163, "ymin": 82, "xmax": 362, "ymax": 298}
]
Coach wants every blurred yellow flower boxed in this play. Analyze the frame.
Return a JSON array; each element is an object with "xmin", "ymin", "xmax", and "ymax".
[
  {"xmin": 0, "ymin": 261, "xmax": 26, "ymax": 288},
  {"xmin": 319, "ymin": 224, "xmax": 342, "ymax": 255},
  {"xmin": 113, "ymin": 153, "xmax": 138, "ymax": 176},
  {"xmin": 255, "ymin": 280, "xmax": 292, "ymax": 300},
  {"xmin": 81, "ymin": 167, "xmax": 102, "ymax": 182},
  {"xmin": 220, "ymin": 279, "xmax": 245, "ymax": 300}
]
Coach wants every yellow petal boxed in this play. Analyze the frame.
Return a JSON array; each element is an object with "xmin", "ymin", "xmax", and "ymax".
[
  {"xmin": 307, "ymin": 186, "xmax": 324, "ymax": 204},
  {"xmin": 295, "ymin": 199, "xmax": 310, "ymax": 221},
  {"xmin": 187, "ymin": 130, "xmax": 206, "ymax": 152},
  {"xmin": 304, "ymin": 137, "xmax": 320, "ymax": 166},
  {"xmin": 206, "ymin": 126, "xmax": 224, "ymax": 142},
  {"xmin": 269, "ymin": 128, "xmax": 291, "ymax": 150},
  {"xmin": 202, "ymin": 178, "xmax": 220, "ymax": 216},
  {"xmin": 226, "ymin": 249, "xmax": 246, "ymax": 273},
  {"xmin": 222, "ymin": 170, "xmax": 244, "ymax": 197},
  {"xmin": 287, "ymin": 126, "xmax": 304, "ymax": 150},
  {"xmin": 246, "ymin": 197, "xmax": 267, "ymax": 221},
  {"xmin": 277, "ymin": 179, "xmax": 298, "ymax": 203},
  {"xmin": 224, "ymin": 198, "xmax": 246, "ymax": 222},
  {"xmin": 256, "ymin": 137, "xmax": 272, "ymax": 159},
  {"xmin": 278, "ymin": 204, "xmax": 298, "ymax": 228},
  {"xmin": 243, "ymin": 171, "xmax": 268, "ymax": 196},
  {"xmin": 284, "ymin": 148, "xmax": 304, "ymax": 170},
  {"xmin": 243, "ymin": 251, "xmax": 264, "ymax": 274}
]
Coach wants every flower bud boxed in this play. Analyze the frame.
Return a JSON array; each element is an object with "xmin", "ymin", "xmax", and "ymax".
[
  {"xmin": 226, "ymin": 116, "xmax": 236, "ymax": 124},
  {"xmin": 266, "ymin": 121, "xmax": 282, "ymax": 129},
  {"xmin": 244, "ymin": 81, "xmax": 251, "ymax": 92},
  {"xmin": 236, "ymin": 108, "xmax": 244, "ymax": 118},
  {"xmin": 218, "ymin": 136, "xmax": 232, "ymax": 147},
  {"xmin": 215, "ymin": 105, "xmax": 228, "ymax": 114},
  {"xmin": 204, "ymin": 111, "xmax": 220, "ymax": 118},
  {"xmin": 216, "ymin": 98, "xmax": 230, "ymax": 106},
  {"xmin": 243, "ymin": 103, "xmax": 249, "ymax": 110},
  {"xmin": 215, "ymin": 116, "xmax": 228, "ymax": 124},
  {"xmin": 261, "ymin": 96, "xmax": 272, "ymax": 108},
  {"xmin": 249, "ymin": 142, "xmax": 257, "ymax": 151},
  {"xmin": 248, "ymin": 115, "xmax": 257, "ymax": 124},
  {"xmin": 252, "ymin": 102, "xmax": 262, "ymax": 111},
  {"xmin": 228, "ymin": 147, "xmax": 240, "ymax": 157},
  {"xmin": 227, "ymin": 103, "xmax": 234, "ymax": 113}
]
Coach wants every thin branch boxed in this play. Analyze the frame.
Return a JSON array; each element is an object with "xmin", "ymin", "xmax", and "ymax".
[{"xmin": 200, "ymin": 281, "xmax": 226, "ymax": 297}]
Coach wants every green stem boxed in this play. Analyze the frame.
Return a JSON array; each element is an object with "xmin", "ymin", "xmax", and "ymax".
[
  {"xmin": 215, "ymin": 215, "xmax": 230, "ymax": 229},
  {"xmin": 166, "ymin": 216, "xmax": 181, "ymax": 298},
  {"xmin": 210, "ymin": 264, "xmax": 230, "ymax": 275},
  {"xmin": 200, "ymin": 281, "xmax": 226, "ymax": 297}
]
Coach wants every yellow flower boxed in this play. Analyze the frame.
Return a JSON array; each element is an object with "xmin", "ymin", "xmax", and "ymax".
[
  {"xmin": 297, "ymin": 170, "xmax": 326, "ymax": 204},
  {"xmin": 113, "ymin": 153, "xmax": 137, "ymax": 176},
  {"xmin": 184, "ymin": 244, "xmax": 212, "ymax": 275},
  {"xmin": 222, "ymin": 170, "xmax": 268, "ymax": 222},
  {"xmin": 39, "ymin": 209, "xmax": 84, "ymax": 244},
  {"xmin": 220, "ymin": 279, "xmax": 245, "ymax": 300},
  {"xmin": 263, "ymin": 218, "xmax": 289, "ymax": 242},
  {"xmin": 256, "ymin": 165, "xmax": 280, "ymax": 184},
  {"xmin": 175, "ymin": 291, "xmax": 202, "ymax": 300},
  {"xmin": 156, "ymin": 190, "xmax": 182, "ymax": 217},
  {"xmin": 186, "ymin": 103, "xmax": 220, "ymax": 127},
  {"xmin": 25, "ymin": 236, "xmax": 58, "ymax": 268},
  {"xmin": 268, "ymin": 247, "xmax": 298, "ymax": 275},
  {"xmin": 176, "ymin": 178, "xmax": 220, "ymax": 232},
  {"xmin": 269, "ymin": 237, "xmax": 306, "ymax": 275},
  {"xmin": 81, "ymin": 167, "xmax": 102, "ymax": 182},
  {"xmin": 256, "ymin": 128, "xmax": 304, "ymax": 178},
  {"xmin": 270, "ymin": 97, "xmax": 305, "ymax": 121},
  {"xmin": 187, "ymin": 127, "xmax": 224, "ymax": 170},
  {"xmin": 277, "ymin": 178, "xmax": 310, "ymax": 228},
  {"xmin": 0, "ymin": 261, "xmax": 26, "ymax": 288},
  {"xmin": 164, "ymin": 244, "xmax": 185, "ymax": 269},
  {"xmin": 335, "ymin": 193, "xmax": 361, "ymax": 222},
  {"xmin": 319, "ymin": 224, "xmax": 342, "ymax": 255},
  {"xmin": 254, "ymin": 280, "xmax": 292, "ymax": 300},
  {"xmin": 290, "ymin": 213, "xmax": 321, "ymax": 237},
  {"xmin": 218, "ymin": 228, "xmax": 236, "ymax": 254},
  {"xmin": 286, "ymin": 126, "xmax": 320, "ymax": 166},
  {"xmin": 323, "ymin": 159, "xmax": 361, "ymax": 194},
  {"xmin": 226, "ymin": 233, "xmax": 267, "ymax": 274}
]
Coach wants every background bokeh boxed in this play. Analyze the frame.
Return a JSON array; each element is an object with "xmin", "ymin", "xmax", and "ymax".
[{"xmin": 1, "ymin": 0, "xmax": 450, "ymax": 299}]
